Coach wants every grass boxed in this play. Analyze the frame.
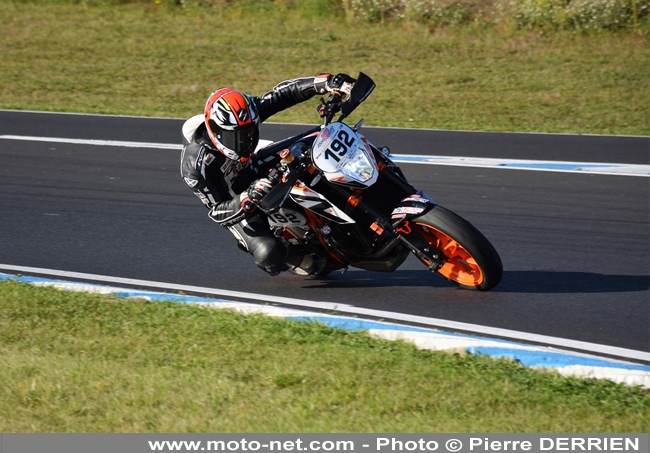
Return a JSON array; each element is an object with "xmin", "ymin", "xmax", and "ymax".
[
  {"xmin": 1, "ymin": 279, "xmax": 648, "ymax": 432},
  {"xmin": 0, "ymin": 1, "xmax": 648, "ymax": 135},
  {"xmin": 1, "ymin": 2, "xmax": 648, "ymax": 432}
]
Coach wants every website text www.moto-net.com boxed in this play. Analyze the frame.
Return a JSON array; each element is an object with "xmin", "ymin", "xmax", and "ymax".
[
  {"xmin": 149, "ymin": 439, "xmax": 355, "ymax": 452},
  {"xmin": 147, "ymin": 436, "xmax": 644, "ymax": 452}
]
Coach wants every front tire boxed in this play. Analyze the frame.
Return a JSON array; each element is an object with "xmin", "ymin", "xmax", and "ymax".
[{"xmin": 412, "ymin": 205, "xmax": 503, "ymax": 291}]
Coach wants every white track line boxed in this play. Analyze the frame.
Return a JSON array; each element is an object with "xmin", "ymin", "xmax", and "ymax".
[
  {"xmin": 2, "ymin": 134, "xmax": 648, "ymax": 177},
  {"xmin": 1, "ymin": 264, "xmax": 648, "ymax": 362},
  {"xmin": 0, "ymin": 135, "xmax": 180, "ymax": 149}
]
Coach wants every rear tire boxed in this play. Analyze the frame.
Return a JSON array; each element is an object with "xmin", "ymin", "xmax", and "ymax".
[{"xmin": 412, "ymin": 205, "xmax": 503, "ymax": 291}]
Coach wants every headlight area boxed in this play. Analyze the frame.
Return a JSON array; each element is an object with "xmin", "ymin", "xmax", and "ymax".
[{"xmin": 339, "ymin": 143, "xmax": 376, "ymax": 184}]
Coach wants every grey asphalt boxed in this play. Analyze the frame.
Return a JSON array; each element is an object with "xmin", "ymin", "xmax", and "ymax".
[{"xmin": 1, "ymin": 110, "xmax": 648, "ymax": 355}]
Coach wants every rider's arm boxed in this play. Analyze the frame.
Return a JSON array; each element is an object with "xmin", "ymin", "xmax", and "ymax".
[
  {"xmin": 181, "ymin": 140, "xmax": 255, "ymax": 227},
  {"xmin": 255, "ymin": 73, "xmax": 354, "ymax": 122},
  {"xmin": 206, "ymin": 192, "xmax": 247, "ymax": 227},
  {"xmin": 254, "ymin": 74, "xmax": 329, "ymax": 122}
]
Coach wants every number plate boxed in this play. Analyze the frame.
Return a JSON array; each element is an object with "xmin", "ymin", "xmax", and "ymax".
[
  {"xmin": 267, "ymin": 209, "xmax": 308, "ymax": 228},
  {"xmin": 312, "ymin": 123, "xmax": 358, "ymax": 173}
]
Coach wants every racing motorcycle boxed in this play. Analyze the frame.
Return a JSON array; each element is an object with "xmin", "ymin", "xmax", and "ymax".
[{"xmin": 255, "ymin": 73, "xmax": 503, "ymax": 291}]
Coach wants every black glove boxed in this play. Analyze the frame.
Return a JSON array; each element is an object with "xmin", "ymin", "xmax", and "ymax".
[
  {"xmin": 241, "ymin": 178, "xmax": 273, "ymax": 212},
  {"xmin": 326, "ymin": 73, "xmax": 356, "ymax": 96},
  {"xmin": 239, "ymin": 178, "xmax": 273, "ymax": 212},
  {"xmin": 248, "ymin": 178, "xmax": 273, "ymax": 202}
]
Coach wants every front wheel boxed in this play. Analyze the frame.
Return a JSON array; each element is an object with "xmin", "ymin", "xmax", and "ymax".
[{"xmin": 411, "ymin": 206, "xmax": 503, "ymax": 291}]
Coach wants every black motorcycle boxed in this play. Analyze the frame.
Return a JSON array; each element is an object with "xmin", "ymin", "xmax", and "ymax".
[{"xmin": 255, "ymin": 73, "xmax": 503, "ymax": 291}]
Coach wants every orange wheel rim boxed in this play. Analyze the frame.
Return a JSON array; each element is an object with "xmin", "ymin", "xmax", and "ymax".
[{"xmin": 414, "ymin": 223, "xmax": 484, "ymax": 286}]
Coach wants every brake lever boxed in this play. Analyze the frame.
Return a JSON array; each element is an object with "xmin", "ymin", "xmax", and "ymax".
[{"xmin": 318, "ymin": 93, "xmax": 343, "ymax": 125}]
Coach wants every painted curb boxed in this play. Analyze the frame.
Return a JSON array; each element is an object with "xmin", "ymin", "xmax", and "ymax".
[{"xmin": 2, "ymin": 273, "xmax": 649, "ymax": 389}]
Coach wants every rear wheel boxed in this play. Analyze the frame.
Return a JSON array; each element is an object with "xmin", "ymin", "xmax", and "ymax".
[{"xmin": 412, "ymin": 206, "xmax": 502, "ymax": 291}]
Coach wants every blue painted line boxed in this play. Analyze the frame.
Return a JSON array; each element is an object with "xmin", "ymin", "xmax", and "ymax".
[
  {"xmin": 3, "ymin": 135, "xmax": 648, "ymax": 177},
  {"xmin": 287, "ymin": 316, "xmax": 434, "ymax": 332},
  {"xmin": 393, "ymin": 156, "xmax": 442, "ymax": 162},
  {"xmin": 0, "ymin": 274, "xmax": 229, "ymax": 304},
  {"xmin": 2, "ymin": 272, "xmax": 649, "ymax": 387},
  {"xmin": 113, "ymin": 291, "xmax": 230, "ymax": 304},
  {"xmin": 498, "ymin": 163, "xmax": 615, "ymax": 170},
  {"xmin": 392, "ymin": 156, "xmax": 623, "ymax": 169},
  {"xmin": 390, "ymin": 154, "xmax": 650, "ymax": 177},
  {"xmin": 287, "ymin": 316, "xmax": 555, "ymax": 344},
  {"xmin": 470, "ymin": 347, "xmax": 650, "ymax": 371}
]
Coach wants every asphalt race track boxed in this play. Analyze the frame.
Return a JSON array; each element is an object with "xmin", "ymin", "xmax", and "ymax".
[{"xmin": 1, "ymin": 110, "xmax": 648, "ymax": 356}]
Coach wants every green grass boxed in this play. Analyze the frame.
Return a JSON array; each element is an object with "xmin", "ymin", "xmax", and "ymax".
[
  {"xmin": 0, "ymin": 1, "xmax": 648, "ymax": 135},
  {"xmin": 1, "ymin": 279, "xmax": 648, "ymax": 432},
  {"xmin": 1, "ymin": 2, "xmax": 648, "ymax": 432}
]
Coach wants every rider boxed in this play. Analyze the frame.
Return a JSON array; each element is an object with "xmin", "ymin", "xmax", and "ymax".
[{"xmin": 180, "ymin": 73, "xmax": 356, "ymax": 276}]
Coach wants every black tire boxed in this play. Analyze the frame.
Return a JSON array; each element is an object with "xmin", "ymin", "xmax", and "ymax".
[
  {"xmin": 312, "ymin": 258, "xmax": 345, "ymax": 277},
  {"xmin": 411, "ymin": 205, "xmax": 503, "ymax": 291}
]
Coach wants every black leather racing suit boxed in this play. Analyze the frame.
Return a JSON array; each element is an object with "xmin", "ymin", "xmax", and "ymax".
[{"xmin": 180, "ymin": 75, "xmax": 331, "ymax": 275}]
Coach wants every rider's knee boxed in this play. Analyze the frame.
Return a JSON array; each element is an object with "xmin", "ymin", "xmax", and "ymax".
[{"xmin": 252, "ymin": 238, "xmax": 288, "ymax": 276}]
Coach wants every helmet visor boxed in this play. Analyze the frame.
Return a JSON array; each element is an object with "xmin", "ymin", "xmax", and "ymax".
[{"xmin": 210, "ymin": 120, "xmax": 259, "ymax": 158}]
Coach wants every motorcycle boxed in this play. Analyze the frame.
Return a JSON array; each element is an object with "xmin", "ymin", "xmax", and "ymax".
[{"xmin": 254, "ymin": 73, "xmax": 503, "ymax": 291}]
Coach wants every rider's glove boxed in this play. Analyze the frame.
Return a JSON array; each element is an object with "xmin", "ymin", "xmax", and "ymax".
[
  {"xmin": 241, "ymin": 178, "xmax": 273, "ymax": 212},
  {"xmin": 326, "ymin": 73, "xmax": 356, "ymax": 96},
  {"xmin": 248, "ymin": 178, "xmax": 273, "ymax": 203},
  {"xmin": 240, "ymin": 193, "xmax": 257, "ymax": 213}
]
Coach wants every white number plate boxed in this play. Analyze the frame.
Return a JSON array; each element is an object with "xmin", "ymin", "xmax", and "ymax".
[{"xmin": 267, "ymin": 209, "xmax": 308, "ymax": 228}]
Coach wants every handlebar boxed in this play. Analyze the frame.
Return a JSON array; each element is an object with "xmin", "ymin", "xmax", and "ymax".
[
  {"xmin": 319, "ymin": 93, "xmax": 343, "ymax": 125},
  {"xmin": 327, "ymin": 92, "xmax": 343, "ymax": 104},
  {"xmin": 256, "ymin": 145, "xmax": 308, "ymax": 214}
]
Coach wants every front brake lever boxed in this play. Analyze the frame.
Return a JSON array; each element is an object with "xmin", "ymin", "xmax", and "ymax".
[{"xmin": 320, "ymin": 93, "xmax": 343, "ymax": 125}]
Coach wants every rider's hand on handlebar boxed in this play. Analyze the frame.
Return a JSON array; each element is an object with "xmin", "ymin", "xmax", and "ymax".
[
  {"xmin": 241, "ymin": 178, "xmax": 273, "ymax": 212},
  {"xmin": 248, "ymin": 178, "xmax": 273, "ymax": 203},
  {"xmin": 326, "ymin": 73, "xmax": 356, "ymax": 97}
]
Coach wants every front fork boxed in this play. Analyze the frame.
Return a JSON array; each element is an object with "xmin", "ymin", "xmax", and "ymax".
[
  {"xmin": 352, "ymin": 186, "xmax": 444, "ymax": 271},
  {"xmin": 322, "ymin": 156, "xmax": 445, "ymax": 270},
  {"xmin": 393, "ymin": 218, "xmax": 443, "ymax": 271},
  {"xmin": 370, "ymin": 157, "xmax": 444, "ymax": 269}
]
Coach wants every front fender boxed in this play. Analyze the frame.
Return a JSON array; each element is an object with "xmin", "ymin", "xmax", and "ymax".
[{"xmin": 390, "ymin": 191, "xmax": 436, "ymax": 227}]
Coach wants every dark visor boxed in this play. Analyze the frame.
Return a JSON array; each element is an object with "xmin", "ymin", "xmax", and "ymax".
[{"xmin": 210, "ymin": 120, "xmax": 259, "ymax": 158}]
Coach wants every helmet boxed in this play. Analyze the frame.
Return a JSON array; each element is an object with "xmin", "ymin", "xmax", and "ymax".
[{"xmin": 204, "ymin": 88, "xmax": 260, "ymax": 162}]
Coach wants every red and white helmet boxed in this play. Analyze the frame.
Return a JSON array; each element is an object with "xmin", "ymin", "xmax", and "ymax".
[{"xmin": 204, "ymin": 88, "xmax": 260, "ymax": 162}]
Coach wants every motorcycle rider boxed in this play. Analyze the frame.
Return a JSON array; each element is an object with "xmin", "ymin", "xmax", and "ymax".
[{"xmin": 180, "ymin": 73, "xmax": 356, "ymax": 276}]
